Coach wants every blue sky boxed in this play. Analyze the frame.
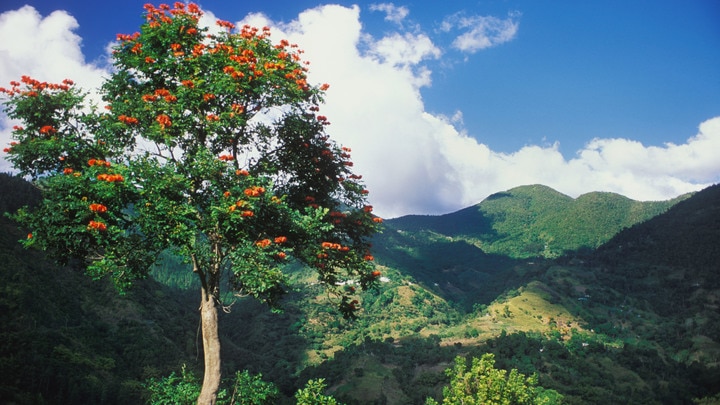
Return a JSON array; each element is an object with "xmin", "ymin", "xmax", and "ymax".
[{"xmin": 1, "ymin": 1, "xmax": 719, "ymax": 217}]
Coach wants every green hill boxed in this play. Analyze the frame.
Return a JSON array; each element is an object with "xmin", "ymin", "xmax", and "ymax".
[{"xmin": 387, "ymin": 184, "xmax": 686, "ymax": 258}]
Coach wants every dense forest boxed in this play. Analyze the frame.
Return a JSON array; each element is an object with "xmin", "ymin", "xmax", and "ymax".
[{"xmin": 1, "ymin": 173, "xmax": 719, "ymax": 404}]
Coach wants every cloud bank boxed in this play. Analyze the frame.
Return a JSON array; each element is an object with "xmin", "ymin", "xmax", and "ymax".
[{"xmin": 1, "ymin": 4, "xmax": 718, "ymax": 218}]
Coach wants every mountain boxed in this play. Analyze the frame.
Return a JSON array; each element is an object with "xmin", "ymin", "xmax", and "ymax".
[
  {"xmin": 304, "ymin": 184, "xmax": 720, "ymax": 404},
  {"xmin": 371, "ymin": 185, "xmax": 686, "ymax": 310},
  {"xmin": 386, "ymin": 184, "xmax": 686, "ymax": 258},
  {"xmin": 2, "ymin": 173, "xmax": 719, "ymax": 404}
]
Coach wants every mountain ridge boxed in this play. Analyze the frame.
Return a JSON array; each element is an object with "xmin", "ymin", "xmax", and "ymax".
[{"xmin": 385, "ymin": 183, "xmax": 690, "ymax": 259}]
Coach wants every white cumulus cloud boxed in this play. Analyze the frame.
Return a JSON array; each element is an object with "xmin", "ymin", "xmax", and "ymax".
[
  {"xmin": 440, "ymin": 12, "xmax": 520, "ymax": 53},
  {"xmin": 369, "ymin": 3, "xmax": 410, "ymax": 25}
]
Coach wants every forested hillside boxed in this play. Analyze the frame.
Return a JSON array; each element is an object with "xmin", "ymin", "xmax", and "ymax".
[
  {"xmin": 387, "ymin": 184, "xmax": 686, "ymax": 258},
  {"xmin": 2, "ymin": 173, "xmax": 719, "ymax": 404}
]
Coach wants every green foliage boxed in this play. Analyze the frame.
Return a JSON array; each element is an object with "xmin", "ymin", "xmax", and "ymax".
[
  {"xmin": 426, "ymin": 353, "xmax": 561, "ymax": 405},
  {"xmin": 145, "ymin": 367, "xmax": 338, "ymax": 405},
  {"xmin": 228, "ymin": 370, "xmax": 280, "ymax": 405},
  {"xmin": 146, "ymin": 365, "xmax": 202, "ymax": 405},
  {"xmin": 295, "ymin": 379, "xmax": 342, "ymax": 405}
]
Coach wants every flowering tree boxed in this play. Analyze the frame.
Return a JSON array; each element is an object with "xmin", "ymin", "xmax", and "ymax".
[{"xmin": 1, "ymin": 3, "xmax": 380, "ymax": 404}]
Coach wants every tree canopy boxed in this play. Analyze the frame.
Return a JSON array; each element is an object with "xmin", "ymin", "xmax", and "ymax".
[{"xmin": 426, "ymin": 354, "xmax": 562, "ymax": 405}]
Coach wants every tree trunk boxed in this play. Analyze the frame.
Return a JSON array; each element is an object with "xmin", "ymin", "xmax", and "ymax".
[{"xmin": 197, "ymin": 287, "xmax": 222, "ymax": 405}]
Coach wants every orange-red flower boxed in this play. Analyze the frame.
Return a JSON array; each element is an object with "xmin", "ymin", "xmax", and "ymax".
[
  {"xmin": 187, "ymin": 3, "xmax": 201, "ymax": 14},
  {"xmin": 63, "ymin": 168, "xmax": 74, "ymax": 175},
  {"xmin": 87, "ymin": 220, "xmax": 107, "ymax": 232},
  {"xmin": 39, "ymin": 125, "xmax": 56, "ymax": 134},
  {"xmin": 371, "ymin": 270, "xmax": 381, "ymax": 277},
  {"xmin": 156, "ymin": 114, "xmax": 172, "ymax": 129},
  {"xmin": 255, "ymin": 239, "xmax": 272, "ymax": 248},
  {"xmin": 118, "ymin": 114, "xmax": 139, "ymax": 125},
  {"xmin": 235, "ymin": 169, "xmax": 249, "ymax": 176},
  {"xmin": 274, "ymin": 236, "xmax": 287, "ymax": 244},
  {"xmin": 219, "ymin": 154, "xmax": 233, "ymax": 161},
  {"xmin": 243, "ymin": 186, "xmax": 265, "ymax": 197},
  {"xmin": 88, "ymin": 158, "xmax": 111, "ymax": 167},
  {"xmin": 97, "ymin": 173, "xmax": 124, "ymax": 183},
  {"xmin": 241, "ymin": 210, "xmax": 254, "ymax": 217},
  {"xmin": 216, "ymin": 19, "xmax": 235, "ymax": 30},
  {"xmin": 89, "ymin": 203, "xmax": 108, "ymax": 213}
]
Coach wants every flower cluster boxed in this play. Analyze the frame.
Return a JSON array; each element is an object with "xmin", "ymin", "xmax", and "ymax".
[
  {"xmin": 118, "ymin": 114, "xmax": 139, "ymax": 125},
  {"xmin": 142, "ymin": 2, "xmax": 202, "ymax": 29},
  {"xmin": 97, "ymin": 173, "xmax": 125, "ymax": 183},
  {"xmin": 243, "ymin": 186, "xmax": 265, "ymax": 197},
  {"xmin": 227, "ymin": 199, "xmax": 252, "ymax": 217},
  {"xmin": 156, "ymin": 114, "xmax": 172, "ymax": 129},
  {"xmin": 87, "ymin": 220, "xmax": 107, "ymax": 232},
  {"xmin": 89, "ymin": 203, "xmax": 108, "ymax": 213},
  {"xmin": 254, "ymin": 236, "xmax": 288, "ymax": 259},
  {"xmin": 321, "ymin": 241, "xmax": 350, "ymax": 252},
  {"xmin": 88, "ymin": 159, "xmax": 111, "ymax": 167},
  {"xmin": 2, "ymin": 141, "xmax": 18, "ymax": 153},
  {"xmin": 0, "ymin": 76, "xmax": 74, "ymax": 97},
  {"xmin": 142, "ymin": 88, "xmax": 177, "ymax": 103},
  {"xmin": 39, "ymin": 125, "xmax": 56, "ymax": 134},
  {"xmin": 255, "ymin": 239, "xmax": 271, "ymax": 248}
]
